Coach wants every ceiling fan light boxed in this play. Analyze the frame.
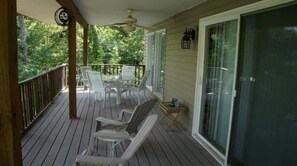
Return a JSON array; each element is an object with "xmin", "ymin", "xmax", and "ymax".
[{"xmin": 124, "ymin": 17, "xmax": 137, "ymax": 23}]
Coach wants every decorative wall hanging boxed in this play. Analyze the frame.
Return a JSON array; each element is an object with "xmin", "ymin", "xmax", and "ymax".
[{"xmin": 54, "ymin": 7, "xmax": 70, "ymax": 26}]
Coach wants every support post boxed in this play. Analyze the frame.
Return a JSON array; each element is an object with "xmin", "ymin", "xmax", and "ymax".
[
  {"xmin": 0, "ymin": 0, "xmax": 22, "ymax": 165},
  {"xmin": 68, "ymin": 16, "xmax": 77, "ymax": 119}
]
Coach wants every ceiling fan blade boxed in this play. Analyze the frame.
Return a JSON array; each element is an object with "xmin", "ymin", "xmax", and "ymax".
[
  {"xmin": 134, "ymin": 24, "xmax": 155, "ymax": 31},
  {"xmin": 103, "ymin": 22, "xmax": 128, "ymax": 27},
  {"xmin": 111, "ymin": 22, "xmax": 128, "ymax": 26}
]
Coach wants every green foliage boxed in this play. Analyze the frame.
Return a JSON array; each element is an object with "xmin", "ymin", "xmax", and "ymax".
[
  {"xmin": 17, "ymin": 15, "xmax": 145, "ymax": 81},
  {"xmin": 88, "ymin": 26, "xmax": 144, "ymax": 65},
  {"xmin": 18, "ymin": 16, "xmax": 68, "ymax": 81},
  {"xmin": 118, "ymin": 28, "xmax": 144, "ymax": 65}
]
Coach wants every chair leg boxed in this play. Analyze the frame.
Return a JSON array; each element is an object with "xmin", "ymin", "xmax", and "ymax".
[
  {"xmin": 119, "ymin": 141, "xmax": 125, "ymax": 152},
  {"xmin": 111, "ymin": 142, "xmax": 116, "ymax": 157},
  {"xmin": 137, "ymin": 91, "xmax": 141, "ymax": 104},
  {"xmin": 86, "ymin": 134, "xmax": 96, "ymax": 155},
  {"xmin": 102, "ymin": 99, "xmax": 105, "ymax": 109},
  {"xmin": 94, "ymin": 92, "xmax": 98, "ymax": 101},
  {"xmin": 110, "ymin": 141, "xmax": 125, "ymax": 157}
]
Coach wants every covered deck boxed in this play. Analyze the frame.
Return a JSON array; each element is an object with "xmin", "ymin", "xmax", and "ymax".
[{"xmin": 21, "ymin": 89, "xmax": 219, "ymax": 166}]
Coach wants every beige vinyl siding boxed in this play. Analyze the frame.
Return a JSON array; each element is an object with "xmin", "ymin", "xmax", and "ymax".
[{"xmin": 152, "ymin": 0, "xmax": 260, "ymax": 131}]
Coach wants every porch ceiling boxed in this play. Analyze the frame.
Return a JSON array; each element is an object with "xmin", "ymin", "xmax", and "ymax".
[{"xmin": 17, "ymin": 0, "xmax": 206, "ymax": 26}]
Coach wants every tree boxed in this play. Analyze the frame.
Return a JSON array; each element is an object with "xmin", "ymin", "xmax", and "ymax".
[
  {"xmin": 118, "ymin": 28, "xmax": 144, "ymax": 64},
  {"xmin": 17, "ymin": 16, "xmax": 68, "ymax": 81},
  {"xmin": 18, "ymin": 15, "xmax": 27, "ymax": 63},
  {"xmin": 17, "ymin": 16, "xmax": 145, "ymax": 81}
]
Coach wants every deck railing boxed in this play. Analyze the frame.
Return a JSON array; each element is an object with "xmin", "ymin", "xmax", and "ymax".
[
  {"xmin": 19, "ymin": 64, "xmax": 67, "ymax": 134},
  {"xmin": 19, "ymin": 64, "xmax": 145, "ymax": 134},
  {"xmin": 76, "ymin": 64, "xmax": 146, "ymax": 85}
]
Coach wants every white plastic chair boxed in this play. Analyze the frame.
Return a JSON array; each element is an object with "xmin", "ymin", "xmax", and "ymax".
[
  {"xmin": 92, "ymin": 99, "xmax": 157, "ymax": 156},
  {"xmin": 79, "ymin": 66, "xmax": 92, "ymax": 90},
  {"xmin": 75, "ymin": 114, "xmax": 158, "ymax": 166},
  {"xmin": 87, "ymin": 70, "xmax": 116, "ymax": 108},
  {"xmin": 129, "ymin": 70, "xmax": 151, "ymax": 104},
  {"xmin": 96, "ymin": 98, "xmax": 157, "ymax": 133}
]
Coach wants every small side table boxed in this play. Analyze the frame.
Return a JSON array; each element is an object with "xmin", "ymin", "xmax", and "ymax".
[{"xmin": 159, "ymin": 102, "xmax": 186, "ymax": 129}]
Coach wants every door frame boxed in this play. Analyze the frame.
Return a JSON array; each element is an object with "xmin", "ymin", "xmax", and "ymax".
[
  {"xmin": 192, "ymin": 0, "xmax": 294, "ymax": 165},
  {"xmin": 144, "ymin": 29, "xmax": 166, "ymax": 100},
  {"xmin": 153, "ymin": 29, "xmax": 166, "ymax": 100},
  {"xmin": 145, "ymin": 32, "xmax": 155, "ymax": 91}
]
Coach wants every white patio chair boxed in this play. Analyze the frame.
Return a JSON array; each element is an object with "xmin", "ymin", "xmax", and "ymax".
[
  {"xmin": 87, "ymin": 70, "xmax": 116, "ymax": 108},
  {"xmin": 120, "ymin": 65, "xmax": 135, "ymax": 80},
  {"xmin": 129, "ymin": 70, "xmax": 151, "ymax": 104},
  {"xmin": 91, "ymin": 99, "xmax": 157, "ymax": 156},
  {"xmin": 79, "ymin": 66, "xmax": 92, "ymax": 90},
  {"xmin": 75, "ymin": 114, "xmax": 158, "ymax": 166}
]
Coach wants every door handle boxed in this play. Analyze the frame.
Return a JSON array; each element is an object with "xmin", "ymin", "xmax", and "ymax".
[{"xmin": 239, "ymin": 76, "xmax": 255, "ymax": 82}]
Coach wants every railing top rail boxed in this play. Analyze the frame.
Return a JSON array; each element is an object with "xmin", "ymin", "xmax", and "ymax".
[
  {"xmin": 19, "ymin": 64, "xmax": 67, "ymax": 84},
  {"xmin": 76, "ymin": 64, "xmax": 145, "ymax": 66}
]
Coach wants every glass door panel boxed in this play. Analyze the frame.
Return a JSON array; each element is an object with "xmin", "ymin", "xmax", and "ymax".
[
  {"xmin": 199, "ymin": 20, "xmax": 238, "ymax": 154},
  {"xmin": 154, "ymin": 30, "xmax": 166, "ymax": 99},
  {"xmin": 145, "ymin": 34, "xmax": 155, "ymax": 90},
  {"xmin": 229, "ymin": 3, "xmax": 297, "ymax": 165}
]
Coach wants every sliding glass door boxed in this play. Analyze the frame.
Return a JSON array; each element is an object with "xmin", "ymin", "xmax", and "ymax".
[
  {"xmin": 144, "ymin": 30, "xmax": 166, "ymax": 99},
  {"xmin": 193, "ymin": 1, "xmax": 296, "ymax": 165},
  {"xmin": 154, "ymin": 30, "xmax": 166, "ymax": 99},
  {"xmin": 193, "ymin": 16, "xmax": 239, "ymax": 163},
  {"xmin": 229, "ymin": 3, "xmax": 297, "ymax": 165},
  {"xmin": 199, "ymin": 20, "xmax": 238, "ymax": 154},
  {"xmin": 199, "ymin": 20, "xmax": 238, "ymax": 153},
  {"xmin": 145, "ymin": 33, "xmax": 155, "ymax": 90}
]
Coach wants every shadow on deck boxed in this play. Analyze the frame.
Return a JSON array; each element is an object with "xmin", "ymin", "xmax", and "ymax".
[{"xmin": 21, "ymin": 88, "xmax": 220, "ymax": 166}]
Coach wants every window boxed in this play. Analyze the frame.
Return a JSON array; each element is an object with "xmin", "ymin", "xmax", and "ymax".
[{"xmin": 145, "ymin": 29, "xmax": 166, "ymax": 100}]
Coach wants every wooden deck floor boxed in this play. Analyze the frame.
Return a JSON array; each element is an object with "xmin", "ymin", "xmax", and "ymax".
[{"xmin": 22, "ymin": 88, "xmax": 220, "ymax": 166}]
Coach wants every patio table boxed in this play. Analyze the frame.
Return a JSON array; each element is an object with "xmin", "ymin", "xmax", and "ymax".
[{"xmin": 102, "ymin": 74, "xmax": 134, "ymax": 104}]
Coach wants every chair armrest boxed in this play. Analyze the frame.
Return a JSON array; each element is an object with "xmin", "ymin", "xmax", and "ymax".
[
  {"xmin": 93, "ymin": 130, "xmax": 133, "ymax": 141},
  {"xmin": 96, "ymin": 117, "xmax": 127, "ymax": 126},
  {"xmin": 76, "ymin": 155, "xmax": 126, "ymax": 165},
  {"xmin": 118, "ymin": 109, "xmax": 134, "ymax": 121}
]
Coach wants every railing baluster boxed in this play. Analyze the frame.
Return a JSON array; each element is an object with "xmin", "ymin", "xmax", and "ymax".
[{"xmin": 19, "ymin": 64, "xmax": 67, "ymax": 135}]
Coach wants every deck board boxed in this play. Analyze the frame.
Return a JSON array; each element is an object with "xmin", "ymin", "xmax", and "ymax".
[{"xmin": 22, "ymin": 88, "xmax": 220, "ymax": 166}]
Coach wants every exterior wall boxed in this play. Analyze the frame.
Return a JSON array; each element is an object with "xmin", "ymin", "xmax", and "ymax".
[{"xmin": 152, "ymin": 0, "xmax": 260, "ymax": 131}]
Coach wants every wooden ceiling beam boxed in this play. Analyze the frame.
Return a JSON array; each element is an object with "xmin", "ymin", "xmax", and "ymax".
[{"xmin": 56, "ymin": 0, "xmax": 88, "ymax": 28}]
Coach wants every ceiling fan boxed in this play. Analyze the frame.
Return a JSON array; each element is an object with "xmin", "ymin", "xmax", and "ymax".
[{"xmin": 107, "ymin": 9, "xmax": 154, "ymax": 32}]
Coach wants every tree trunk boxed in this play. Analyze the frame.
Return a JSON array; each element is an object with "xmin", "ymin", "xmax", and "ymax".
[{"xmin": 18, "ymin": 15, "xmax": 27, "ymax": 63}]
